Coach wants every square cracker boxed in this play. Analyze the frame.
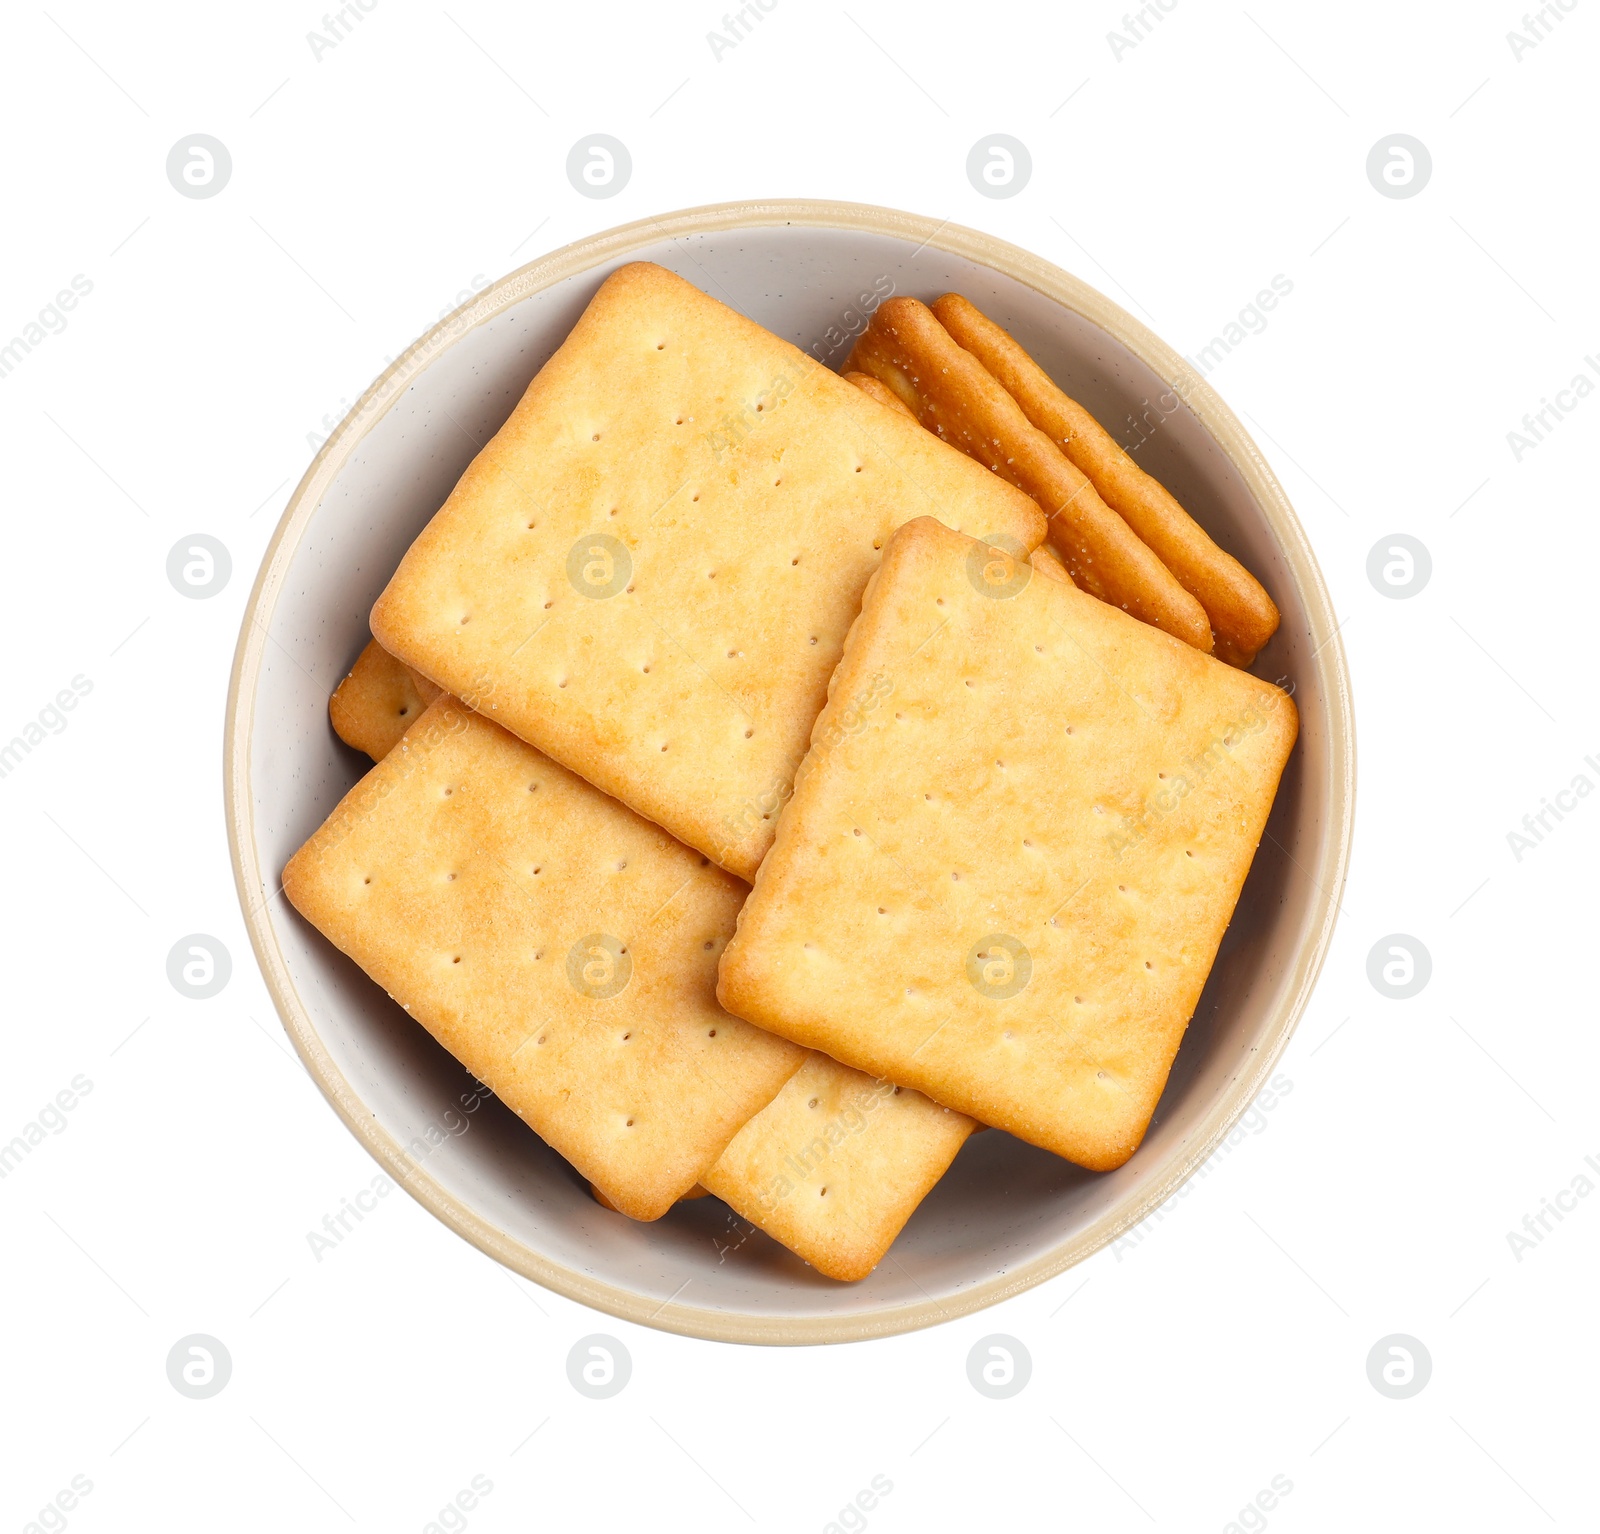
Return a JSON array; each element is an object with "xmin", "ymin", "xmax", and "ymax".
[
  {"xmin": 326, "ymin": 653, "xmax": 716, "ymax": 1208},
  {"xmin": 700, "ymin": 1055, "xmax": 974, "ymax": 1282},
  {"xmin": 283, "ymin": 696, "xmax": 806, "ymax": 1220},
  {"xmin": 717, "ymin": 518, "xmax": 1297, "ymax": 1170},
  {"xmin": 329, "ymin": 638, "xmax": 442, "ymax": 761},
  {"xmin": 322, "ymin": 656, "xmax": 969, "ymax": 1258},
  {"xmin": 370, "ymin": 262, "xmax": 1044, "ymax": 881}
]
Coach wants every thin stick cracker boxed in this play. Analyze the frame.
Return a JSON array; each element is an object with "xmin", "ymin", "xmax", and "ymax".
[
  {"xmin": 932, "ymin": 293, "xmax": 1280, "ymax": 666},
  {"xmin": 845, "ymin": 297, "xmax": 1210, "ymax": 651}
]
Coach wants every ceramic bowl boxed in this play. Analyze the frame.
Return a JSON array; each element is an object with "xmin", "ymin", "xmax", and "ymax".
[{"xmin": 226, "ymin": 200, "xmax": 1353, "ymax": 1344}]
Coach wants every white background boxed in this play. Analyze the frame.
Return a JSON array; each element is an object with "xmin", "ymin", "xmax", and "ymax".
[{"xmin": 2, "ymin": 2, "xmax": 1596, "ymax": 1529}]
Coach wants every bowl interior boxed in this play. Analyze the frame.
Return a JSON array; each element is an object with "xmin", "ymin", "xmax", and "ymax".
[{"xmin": 238, "ymin": 211, "xmax": 1344, "ymax": 1341}]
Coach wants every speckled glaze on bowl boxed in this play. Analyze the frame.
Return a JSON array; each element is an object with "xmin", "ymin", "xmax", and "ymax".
[{"xmin": 225, "ymin": 201, "xmax": 1353, "ymax": 1345}]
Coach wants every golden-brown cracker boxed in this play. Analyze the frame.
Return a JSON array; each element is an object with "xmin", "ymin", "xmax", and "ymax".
[
  {"xmin": 842, "ymin": 370, "xmax": 918, "ymax": 421},
  {"xmin": 325, "ymin": 666, "xmax": 737, "ymax": 1213},
  {"xmin": 331, "ymin": 656, "xmax": 957, "ymax": 1255},
  {"xmin": 845, "ymin": 297, "xmax": 1211, "ymax": 652},
  {"xmin": 370, "ymin": 262, "xmax": 1043, "ymax": 883},
  {"xmin": 323, "ymin": 634, "xmax": 966, "ymax": 1252},
  {"xmin": 329, "ymin": 638, "xmax": 443, "ymax": 760},
  {"xmin": 700, "ymin": 1054, "xmax": 974, "ymax": 1282},
  {"xmin": 932, "ymin": 293, "xmax": 1280, "ymax": 667},
  {"xmin": 718, "ymin": 517, "xmax": 1297, "ymax": 1171},
  {"xmin": 283, "ymin": 697, "xmax": 806, "ymax": 1219}
]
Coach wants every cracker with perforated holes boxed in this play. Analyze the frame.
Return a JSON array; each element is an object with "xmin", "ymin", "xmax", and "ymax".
[
  {"xmin": 717, "ymin": 517, "xmax": 1297, "ymax": 1171},
  {"xmin": 326, "ymin": 645, "xmax": 722, "ymax": 1211},
  {"xmin": 699, "ymin": 1054, "xmax": 975, "ymax": 1281},
  {"xmin": 370, "ymin": 262, "xmax": 1044, "ymax": 881},
  {"xmin": 329, "ymin": 638, "xmax": 442, "ymax": 760},
  {"xmin": 320, "ymin": 652, "xmax": 971, "ymax": 1260},
  {"xmin": 283, "ymin": 696, "xmax": 806, "ymax": 1220}
]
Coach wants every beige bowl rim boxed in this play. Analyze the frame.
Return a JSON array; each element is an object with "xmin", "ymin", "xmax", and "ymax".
[{"xmin": 224, "ymin": 198, "xmax": 1355, "ymax": 1345}]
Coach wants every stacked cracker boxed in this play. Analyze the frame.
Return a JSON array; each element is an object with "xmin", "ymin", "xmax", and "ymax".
[
  {"xmin": 288, "ymin": 263, "xmax": 1294, "ymax": 1283},
  {"xmin": 846, "ymin": 294, "xmax": 1281, "ymax": 667},
  {"xmin": 313, "ymin": 658, "xmax": 974, "ymax": 1279}
]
